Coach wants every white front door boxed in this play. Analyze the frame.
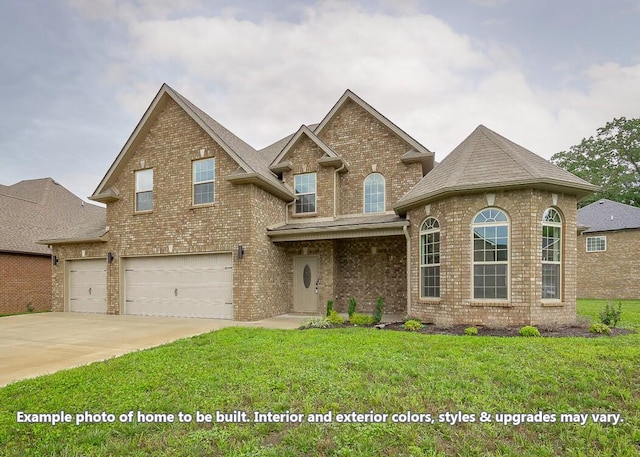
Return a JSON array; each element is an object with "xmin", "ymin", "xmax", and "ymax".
[
  {"xmin": 293, "ymin": 256, "xmax": 318, "ymax": 313},
  {"xmin": 68, "ymin": 259, "xmax": 107, "ymax": 313}
]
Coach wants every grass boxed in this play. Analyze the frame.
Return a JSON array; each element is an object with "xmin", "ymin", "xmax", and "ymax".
[{"xmin": 0, "ymin": 300, "xmax": 638, "ymax": 456}]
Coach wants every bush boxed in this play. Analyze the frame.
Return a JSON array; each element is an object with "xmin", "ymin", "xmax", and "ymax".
[
  {"xmin": 590, "ymin": 323, "xmax": 611, "ymax": 334},
  {"xmin": 326, "ymin": 299, "xmax": 334, "ymax": 317},
  {"xmin": 327, "ymin": 310, "xmax": 344, "ymax": 325},
  {"xmin": 372, "ymin": 297, "xmax": 385, "ymax": 324},
  {"xmin": 464, "ymin": 326, "xmax": 478, "ymax": 336},
  {"xmin": 301, "ymin": 317, "xmax": 332, "ymax": 329},
  {"xmin": 347, "ymin": 297, "xmax": 357, "ymax": 318},
  {"xmin": 599, "ymin": 301, "xmax": 622, "ymax": 327},
  {"xmin": 403, "ymin": 319, "xmax": 424, "ymax": 331},
  {"xmin": 350, "ymin": 313, "xmax": 375, "ymax": 326},
  {"xmin": 519, "ymin": 326, "xmax": 541, "ymax": 337}
]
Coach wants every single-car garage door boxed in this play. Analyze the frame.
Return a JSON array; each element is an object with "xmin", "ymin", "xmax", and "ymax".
[
  {"xmin": 68, "ymin": 258, "xmax": 107, "ymax": 313},
  {"xmin": 124, "ymin": 254, "xmax": 233, "ymax": 319}
]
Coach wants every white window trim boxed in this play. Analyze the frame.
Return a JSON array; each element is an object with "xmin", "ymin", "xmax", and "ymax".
[
  {"xmin": 420, "ymin": 217, "xmax": 440, "ymax": 299},
  {"xmin": 586, "ymin": 235, "xmax": 607, "ymax": 252},
  {"xmin": 192, "ymin": 158, "xmax": 215, "ymax": 206},
  {"xmin": 542, "ymin": 208, "xmax": 562, "ymax": 301},
  {"xmin": 294, "ymin": 172, "xmax": 317, "ymax": 214},
  {"xmin": 363, "ymin": 173, "xmax": 385, "ymax": 214},
  {"xmin": 471, "ymin": 208, "xmax": 510, "ymax": 302},
  {"xmin": 134, "ymin": 168, "xmax": 153, "ymax": 212}
]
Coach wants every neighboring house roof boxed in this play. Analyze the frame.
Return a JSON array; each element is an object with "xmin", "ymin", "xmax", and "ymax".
[
  {"xmin": 0, "ymin": 178, "xmax": 106, "ymax": 254},
  {"xmin": 90, "ymin": 84, "xmax": 295, "ymax": 204},
  {"xmin": 395, "ymin": 125, "xmax": 599, "ymax": 213},
  {"xmin": 578, "ymin": 199, "xmax": 640, "ymax": 233}
]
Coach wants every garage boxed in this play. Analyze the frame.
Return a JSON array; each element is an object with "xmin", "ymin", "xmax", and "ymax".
[
  {"xmin": 67, "ymin": 259, "xmax": 107, "ymax": 313},
  {"xmin": 123, "ymin": 253, "xmax": 233, "ymax": 319}
]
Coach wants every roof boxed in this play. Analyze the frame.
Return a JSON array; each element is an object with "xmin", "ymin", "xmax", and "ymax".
[
  {"xmin": 395, "ymin": 125, "xmax": 599, "ymax": 213},
  {"xmin": 90, "ymin": 84, "xmax": 294, "ymax": 204},
  {"xmin": 0, "ymin": 178, "xmax": 106, "ymax": 255},
  {"xmin": 578, "ymin": 199, "xmax": 640, "ymax": 233},
  {"xmin": 267, "ymin": 213, "xmax": 407, "ymax": 242}
]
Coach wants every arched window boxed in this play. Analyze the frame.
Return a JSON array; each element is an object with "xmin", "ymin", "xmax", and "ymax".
[
  {"xmin": 472, "ymin": 208, "xmax": 509, "ymax": 300},
  {"xmin": 420, "ymin": 217, "xmax": 440, "ymax": 298},
  {"xmin": 364, "ymin": 173, "xmax": 385, "ymax": 213},
  {"xmin": 542, "ymin": 208, "xmax": 562, "ymax": 299}
]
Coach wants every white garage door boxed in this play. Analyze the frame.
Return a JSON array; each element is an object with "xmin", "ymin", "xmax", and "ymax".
[
  {"xmin": 68, "ymin": 259, "xmax": 107, "ymax": 313},
  {"xmin": 124, "ymin": 254, "xmax": 233, "ymax": 319}
]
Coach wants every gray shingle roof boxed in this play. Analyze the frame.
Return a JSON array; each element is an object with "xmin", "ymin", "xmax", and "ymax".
[
  {"xmin": 0, "ymin": 178, "xmax": 106, "ymax": 254},
  {"xmin": 578, "ymin": 199, "xmax": 640, "ymax": 233},
  {"xmin": 395, "ymin": 125, "xmax": 599, "ymax": 212}
]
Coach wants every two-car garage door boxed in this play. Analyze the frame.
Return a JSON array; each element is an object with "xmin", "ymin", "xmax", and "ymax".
[{"xmin": 123, "ymin": 254, "xmax": 233, "ymax": 319}]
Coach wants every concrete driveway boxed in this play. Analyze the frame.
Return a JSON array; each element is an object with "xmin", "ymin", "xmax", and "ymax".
[{"xmin": 0, "ymin": 312, "xmax": 311, "ymax": 387}]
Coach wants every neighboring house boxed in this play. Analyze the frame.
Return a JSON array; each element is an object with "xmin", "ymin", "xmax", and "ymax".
[
  {"xmin": 41, "ymin": 84, "xmax": 598, "ymax": 326},
  {"xmin": 577, "ymin": 199, "xmax": 640, "ymax": 300},
  {"xmin": 0, "ymin": 178, "xmax": 105, "ymax": 314}
]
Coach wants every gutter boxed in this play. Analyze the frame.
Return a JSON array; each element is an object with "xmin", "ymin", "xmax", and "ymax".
[{"xmin": 403, "ymin": 224, "xmax": 411, "ymax": 315}]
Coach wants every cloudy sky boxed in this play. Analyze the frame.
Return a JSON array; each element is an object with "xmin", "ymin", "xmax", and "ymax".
[{"xmin": 1, "ymin": 0, "xmax": 639, "ymax": 201}]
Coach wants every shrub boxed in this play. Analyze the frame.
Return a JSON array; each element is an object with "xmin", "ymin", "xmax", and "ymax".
[
  {"xmin": 347, "ymin": 297, "xmax": 357, "ymax": 318},
  {"xmin": 350, "ymin": 313, "xmax": 375, "ymax": 326},
  {"xmin": 590, "ymin": 323, "xmax": 611, "ymax": 334},
  {"xmin": 327, "ymin": 310, "xmax": 344, "ymax": 325},
  {"xmin": 326, "ymin": 299, "xmax": 334, "ymax": 317},
  {"xmin": 372, "ymin": 297, "xmax": 385, "ymax": 324},
  {"xmin": 301, "ymin": 317, "xmax": 332, "ymax": 329},
  {"xmin": 26, "ymin": 302, "xmax": 34, "ymax": 313},
  {"xmin": 464, "ymin": 326, "xmax": 478, "ymax": 336},
  {"xmin": 519, "ymin": 326, "xmax": 541, "ymax": 337},
  {"xmin": 599, "ymin": 301, "xmax": 622, "ymax": 327},
  {"xmin": 403, "ymin": 319, "xmax": 424, "ymax": 331}
]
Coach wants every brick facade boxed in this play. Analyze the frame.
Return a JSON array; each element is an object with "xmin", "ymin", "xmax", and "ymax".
[
  {"xmin": 577, "ymin": 229, "xmax": 640, "ymax": 299},
  {"xmin": 0, "ymin": 253, "xmax": 52, "ymax": 314},
  {"xmin": 407, "ymin": 190, "xmax": 578, "ymax": 327}
]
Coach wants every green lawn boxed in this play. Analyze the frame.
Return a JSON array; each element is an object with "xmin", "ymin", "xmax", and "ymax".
[{"xmin": 0, "ymin": 300, "xmax": 638, "ymax": 456}]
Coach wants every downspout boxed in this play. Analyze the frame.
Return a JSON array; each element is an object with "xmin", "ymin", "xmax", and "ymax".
[
  {"xmin": 333, "ymin": 163, "xmax": 346, "ymax": 219},
  {"xmin": 403, "ymin": 224, "xmax": 411, "ymax": 316},
  {"xmin": 285, "ymin": 200, "xmax": 295, "ymax": 225}
]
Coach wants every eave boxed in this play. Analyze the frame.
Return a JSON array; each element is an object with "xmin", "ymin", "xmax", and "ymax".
[
  {"xmin": 267, "ymin": 220, "xmax": 408, "ymax": 242},
  {"xmin": 226, "ymin": 173, "xmax": 295, "ymax": 202}
]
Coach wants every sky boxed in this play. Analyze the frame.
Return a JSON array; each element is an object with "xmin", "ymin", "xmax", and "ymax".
[{"xmin": 1, "ymin": 0, "xmax": 639, "ymax": 202}]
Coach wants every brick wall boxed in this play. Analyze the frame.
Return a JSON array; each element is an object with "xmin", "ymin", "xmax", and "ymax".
[
  {"xmin": 577, "ymin": 230, "xmax": 640, "ymax": 299},
  {"xmin": 407, "ymin": 189, "xmax": 577, "ymax": 327},
  {"xmin": 0, "ymin": 253, "xmax": 52, "ymax": 314}
]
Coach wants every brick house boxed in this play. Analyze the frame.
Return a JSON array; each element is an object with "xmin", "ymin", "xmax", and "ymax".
[
  {"xmin": 0, "ymin": 178, "xmax": 105, "ymax": 314},
  {"xmin": 41, "ymin": 84, "xmax": 598, "ymax": 326},
  {"xmin": 576, "ymin": 199, "xmax": 640, "ymax": 300}
]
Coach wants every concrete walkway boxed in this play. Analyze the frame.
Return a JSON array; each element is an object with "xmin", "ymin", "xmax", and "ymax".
[{"xmin": 0, "ymin": 312, "xmax": 314, "ymax": 387}]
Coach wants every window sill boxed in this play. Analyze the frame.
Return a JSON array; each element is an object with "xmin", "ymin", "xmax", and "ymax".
[
  {"xmin": 418, "ymin": 298, "xmax": 441, "ymax": 304},
  {"xmin": 133, "ymin": 210, "xmax": 153, "ymax": 215},
  {"xmin": 541, "ymin": 300, "xmax": 564, "ymax": 307},
  {"xmin": 190, "ymin": 202, "xmax": 216, "ymax": 210},
  {"xmin": 470, "ymin": 301, "xmax": 512, "ymax": 308},
  {"xmin": 291, "ymin": 212, "xmax": 318, "ymax": 218}
]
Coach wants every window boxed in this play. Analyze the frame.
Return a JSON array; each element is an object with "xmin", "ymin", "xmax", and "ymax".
[
  {"xmin": 364, "ymin": 173, "xmax": 385, "ymax": 213},
  {"xmin": 472, "ymin": 208, "xmax": 509, "ymax": 300},
  {"xmin": 542, "ymin": 208, "xmax": 562, "ymax": 299},
  {"xmin": 294, "ymin": 173, "xmax": 316, "ymax": 214},
  {"xmin": 135, "ymin": 169, "xmax": 153, "ymax": 212},
  {"xmin": 420, "ymin": 217, "xmax": 440, "ymax": 298},
  {"xmin": 586, "ymin": 236, "xmax": 606, "ymax": 252},
  {"xmin": 193, "ymin": 158, "xmax": 215, "ymax": 205}
]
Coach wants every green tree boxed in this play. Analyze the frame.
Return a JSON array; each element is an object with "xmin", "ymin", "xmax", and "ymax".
[{"xmin": 551, "ymin": 117, "xmax": 640, "ymax": 207}]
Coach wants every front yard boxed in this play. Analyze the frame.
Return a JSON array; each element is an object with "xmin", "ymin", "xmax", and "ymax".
[{"xmin": 0, "ymin": 300, "xmax": 638, "ymax": 456}]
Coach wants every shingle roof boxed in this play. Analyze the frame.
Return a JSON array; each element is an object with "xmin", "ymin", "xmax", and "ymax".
[
  {"xmin": 0, "ymin": 178, "xmax": 106, "ymax": 254},
  {"xmin": 395, "ymin": 125, "xmax": 599, "ymax": 212},
  {"xmin": 578, "ymin": 199, "xmax": 640, "ymax": 233}
]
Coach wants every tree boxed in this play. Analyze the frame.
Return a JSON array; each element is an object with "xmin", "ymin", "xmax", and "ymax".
[{"xmin": 551, "ymin": 117, "xmax": 640, "ymax": 207}]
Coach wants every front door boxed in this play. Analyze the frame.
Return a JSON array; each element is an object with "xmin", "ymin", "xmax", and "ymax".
[{"xmin": 293, "ymin": 256, "xmax": 319, "ymax": 313}]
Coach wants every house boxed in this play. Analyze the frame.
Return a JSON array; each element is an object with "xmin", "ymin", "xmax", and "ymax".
[
  {"xmin": 576, "ymin": 199, "xmax": 640, "ymax": 300},
  {"xmin": 41, "ymin": 84, "xmax": 598, "ymax": 326},
  {"xmin": 0, "ymin": 178, "xmax": 105, "ymax": 314}
]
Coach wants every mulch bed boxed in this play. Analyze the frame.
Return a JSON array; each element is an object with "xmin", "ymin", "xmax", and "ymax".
[{"xmin": 375, "ymin": 322, "xmax": 635, "ymax": 338}]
